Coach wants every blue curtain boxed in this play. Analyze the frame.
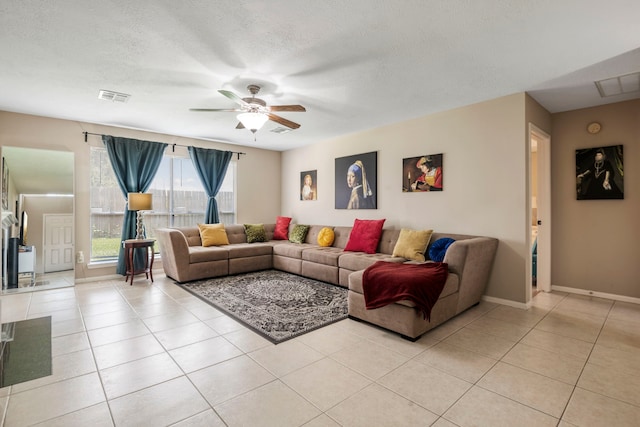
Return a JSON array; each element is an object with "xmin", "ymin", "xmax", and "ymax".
[
  {"xmin": 188, "ymin": 147, "xmax": 233, "ymax": 224},
  {"xmin": 103, "ymin": 136, "xmax": 167, "ymax": 275}
]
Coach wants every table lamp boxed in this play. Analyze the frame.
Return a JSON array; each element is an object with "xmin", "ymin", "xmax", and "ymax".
[{"xmin": 128, "ymin": 193, "xmax": 152, "ymax": 239}]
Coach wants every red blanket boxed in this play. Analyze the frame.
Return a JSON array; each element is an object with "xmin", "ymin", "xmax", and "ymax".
[{"xmin": 362, "ymin": 261, "xmax": 449, "ymax": 320}]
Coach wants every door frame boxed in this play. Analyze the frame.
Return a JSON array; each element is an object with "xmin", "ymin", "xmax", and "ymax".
[{"xmin": 528, "ymin": 124, "xmax": 551, "ymax": 298}]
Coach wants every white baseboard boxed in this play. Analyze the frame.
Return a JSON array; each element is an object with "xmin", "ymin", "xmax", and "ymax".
[
  {"xmin": 552, "ymin": 285, "xmax": 640, "ymax": 305},
  {"xmin": 481, "ymin": 295, "xmax": 529, "ymax": 309}
]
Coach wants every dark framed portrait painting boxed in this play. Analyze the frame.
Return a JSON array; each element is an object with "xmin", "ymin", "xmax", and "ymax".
[
  {"xmin": 335, "ymin": 151, "xmax": 377, "ymax": 209},
  {"xmin": 300, "ymin": 170, "xmax": 317, "ymax": 201},
  {"xmin": 576, "ymin": 145, "xmax": 623, "ymax": 200},
  {"xmin": 402, "ymin": 153, "xmax": 443, "ymax": 192}
]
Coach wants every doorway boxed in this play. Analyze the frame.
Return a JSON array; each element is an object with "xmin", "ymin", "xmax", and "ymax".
[
  {"xmin": 43, "ymin": 214, "xmax": 74, "ymax": 273},
  {"xmin": 529, "ymin": 124, "xmax": 551, "ymax": 299}
]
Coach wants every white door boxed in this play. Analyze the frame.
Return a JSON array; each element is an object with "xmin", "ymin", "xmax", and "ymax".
[
  {"xmin": 44, "ymin": 214, "xmax": 74, "ymax": 272},
  {"xmin": 530, "ymin": 125, "xmax": 551, "ymax": 294}
]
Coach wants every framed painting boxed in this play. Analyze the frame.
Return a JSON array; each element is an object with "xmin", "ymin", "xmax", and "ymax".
[
  {"xmin": 576, "ymin": 145, "xmax": 623, "ymax": 200},
  {"xmin": 300, "ymin": 170, "xmax": 317, "ymax": 200},
  {"xmin": 335, "ymin": 151, "xmax": 377, "ymax": 209},
  {"xmin": 402, "ymin": 153, "xmax": 443, "ymax": 192}
]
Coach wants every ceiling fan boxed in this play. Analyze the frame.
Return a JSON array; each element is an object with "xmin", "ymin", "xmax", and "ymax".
[{"xmin": 190, "ymin": 84, "xmax": 306, "ymax": 134}]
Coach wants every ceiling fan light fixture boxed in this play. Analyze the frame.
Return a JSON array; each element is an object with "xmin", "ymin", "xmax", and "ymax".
[{"xmin": 237, "ymin": 112, "xmax": 268, "ymax": 133}]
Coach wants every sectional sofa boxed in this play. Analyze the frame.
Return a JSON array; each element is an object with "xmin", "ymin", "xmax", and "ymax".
[{"xmin": 155, "ymin": 224, "xmax": 498, "ymax": 340}]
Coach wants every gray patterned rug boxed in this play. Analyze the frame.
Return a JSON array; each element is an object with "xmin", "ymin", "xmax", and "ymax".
[{"xmin": 180, "ymin": 270, "xmax": 348, "ymax": 344}]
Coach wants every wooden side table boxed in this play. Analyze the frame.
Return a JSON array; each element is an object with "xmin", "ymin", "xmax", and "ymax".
[{"xmin": 123, "ymin": 239, "xmax": 155, "ymax": 286}]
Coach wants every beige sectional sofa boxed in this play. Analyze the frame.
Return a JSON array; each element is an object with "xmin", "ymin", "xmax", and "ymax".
[{"xmin": 155, "ymin": 224, "xmax": 498, "ymax": 340}]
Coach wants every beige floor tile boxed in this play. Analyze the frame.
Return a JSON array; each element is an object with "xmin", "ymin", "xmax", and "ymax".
[
  {"xmin": 520, "ymin": 328, "xmax": 593, "ymax": 361},
  {"xmin": 223, "ymin": 328, "xmax": 272, "ymax": 353},
  {"xmin": 153, "ymin": 321, "xmax": 219, "ymax": 350},
  {"xmin": 330, "ymin": 339, "xmax": 409, "ymax": 380},
  {"xmin": 169, "ymin": 336, "xmax": 242, "ymax": 373},
  {"xmin": 554, "ymin": 294, "xmax": 613, "ymax": 319},
  {"xmin": 51, "ymin": 331, "xmax": 91, "ymax": 356},
  {"xmin": 422, "ymin": 316, "xmax": 466, "ymax": 340},
  {"xmin": 214, "ymin": 380, "xmax": 320, "ymax": 427},
  {"xmin": 142, "ymin": 309, "xmax": 201, "ymax": 333},
  {"xmin": 186, "ymin": 303, "xmax": 225, "ymax": 321},
  {"xmin": 132, "ymin": 300, "xmax": 187, "ymax": 319},
  {"xmin": 372, "ymin": 328, "xmax": 439, "ymax": 358},
  {"xmin": 562, "ymin": 387, "xmax": 640, "ymax": 427},
  {"xmin": 431, "ymin": 418, "xmax": 459, "ymax": 427},
  {"xmin": 28, "ymin": 298, "xmax": 78, "ymax": 315},
  {"xmin": 282, "ymin": 357, "xmax": 371, "ymax": 411},
  {"xmin": 11, "ymin": 348, "xmax": 97, "ymax": 393},
  {"xmin": 327, "ymin": 383, "xmax": 438, "ymax": 427},
  {"xmin": 28, "ymin": 307, "xmax": 82, "ymax": 323},
  {"xmin": 100, "ymin": 352, "xmax": 183, "ymax": 399},
  {"xmin": 478, "ymin": 362, "xmax": 573, "ymax": 418},
  {"xmin": 534, "ymin": 309, "xmax": 604, "ymax": 343},
  {"xmin": 302, "ymin": 414, "xmax": 342, "ymax": 427},
  {"xmin": 29, "ymin": 287, "xmax": 76, "ymax": 303},
  {"xmin": 588, "ymin": 343, "xmax": 640, "ymax": 377},
  {"xmin": 51, "ymin": 317, "xmax": 86, "ymax": 337},
  {"xmin": 83, "ymin": 308, "xmax": 138, "ymax": 330},
  {"xmin": 205, "ymin": 314, "xmax": 245, "ymax": 334},
  {"xmin": 31, "ymin": 402, "xmax": 113, "ymax": 427},
  {"xmin": 296, "ymin": 322, "xmax": 366, "ymax": 355},
  {"xmin": 93, "ymin": 334, "xmax": 164, "ymax": 370},
  {"xmin": 379, "ymin": 360, "xmax": 472, "ymax": 415},
  {"xmin": 465, "ymin": 315, "xmax": 532, "ymax": 341},
  {"xmin": 79, "ymin": 299, "xmax": 131, "ymax": 317},
  {"xmin": 608, "ymin": 300, "xmax": 640, "ymax": 324},
  {"xmin": 485, "ymin": 304, "xmax": 548, "ymax": 328},
  {"xmin": 530, "ymin": 291, "xmax": 567, "ymax": 310},
  {"xmin": 577, "ymin": 361, "xmax": 640, "ymax": 406},
  {"xmin": 188, "ymin": 355, "xmax": 275, "ymax": 406},
  {"xmin": 444, "ymin": 386, "xmax": 558, "ymax": 427},
  {"xmin": 109, "ymin": 376, "xmax": 210, "ymax": 427},
  {"xmin": 87, "ymin": 318, "xmax": 151, "ymax": 347},
  {"xmin": 249, "ymin": 339, "xmax": 324, "ymax": 377},
  {"xmin": 414, "ymin": 341, "xmax": 498, "ymax": 383},
  {"xmin": 170, "ymin": 409, "xmax": 226, "ymax": 427},
  {"xmin": 442, "ymin": 327, "xmax": 516, "ymax": 359},
  {"xmin": 5, "ymin": 373, "xmax": 105, "ymax": 426},
  {"xmin": 502, "ymin": 342, "xmax": 585, "ymax": 385},
  {"xmin": 596, "ymin": 318, "xmax": 640, "ymax": 353}
]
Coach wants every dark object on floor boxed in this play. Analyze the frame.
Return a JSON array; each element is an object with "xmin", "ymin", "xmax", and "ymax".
[{"xmin": 1, "ymin": 316, "xmax": 52, "ymax": 387}]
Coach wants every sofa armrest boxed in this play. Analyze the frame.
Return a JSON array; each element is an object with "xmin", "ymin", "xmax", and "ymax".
[
  {"xmin": 443, "ymin": 237, "xmax": 498, "ymax": 312},
  {"xmin": 155, "ymin": 228, "xmax": 191, "ymax": 282}
]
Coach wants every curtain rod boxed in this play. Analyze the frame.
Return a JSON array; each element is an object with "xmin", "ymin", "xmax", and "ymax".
[{"xmin": 82, "ymin": 131, "xmax": 246, "ymax": 160}]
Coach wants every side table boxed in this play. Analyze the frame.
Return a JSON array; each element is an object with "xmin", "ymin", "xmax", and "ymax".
[{"xmin": 123, "ymin": 239, "xmax": 155, "ymax": 286}]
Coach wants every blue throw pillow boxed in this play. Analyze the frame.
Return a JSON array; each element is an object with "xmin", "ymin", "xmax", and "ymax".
[{"xmin": 429, "ymin": 238, "xmax": 455, "ymax": 262}]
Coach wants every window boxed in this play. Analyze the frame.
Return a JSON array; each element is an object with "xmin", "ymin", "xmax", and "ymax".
[{"xmin": 90, "ymin": 146, "xmax": 236, "ymax": 262}]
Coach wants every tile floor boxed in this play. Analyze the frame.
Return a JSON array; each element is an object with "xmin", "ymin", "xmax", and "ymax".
[{"xmin": 0, "ymin": 274, "xmax": 639, "ymax": 426}]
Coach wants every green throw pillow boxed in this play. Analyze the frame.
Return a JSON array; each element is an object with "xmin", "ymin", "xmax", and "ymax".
[
  {"xmin": 243, "ymin": 223, "xmax": 267, "ymax": 243},
  {"xmin": 289, "ymin": 224, "xmax": 310, "ymax": 244}
]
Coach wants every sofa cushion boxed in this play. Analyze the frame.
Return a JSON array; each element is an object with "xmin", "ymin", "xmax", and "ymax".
[
  {"xmin": 244, "ymin": 223, "xmax": 267, "ymax": 243},
  {"xmin": 392, "ymin": 228, "xmax": 433, "ymax": 262},
  {"xmin": 344, "ymin": 219, "xmax": 385, "ymax": 254},
  {"xmin": 189, "ymin": 246, "xmax": 229, "ymax": 263},
  {"xmin": 273, "ymin": 216, "xmax": 291, "ymax": 240},
  {"xmin": 197, "ymin": 223, "xmax": 230, "ymax": 247},
  {"xmin": 339, "ymin": 252, "xmax": 402, "ymax": 272},
  {"xmin": 317, "ymin": 227, "xmax": 335, "ymax": 247},
  {"xmin": 429, "ymin": 237, "xmax": 456, "ymax": 262},
  {"xmin": 227, "ymin": 243, "xmax": 273, "ymax": 258},
  {"xmin": 289, "ymin": 224, "xmax": 310, "ymax": 244},
  {"xmin": 273, "ymin": 242, "xmax": 315, "ymax": 258},
  {"xmin": 302, "ymin": 246, "xmax": 343, "ymax": 266}
]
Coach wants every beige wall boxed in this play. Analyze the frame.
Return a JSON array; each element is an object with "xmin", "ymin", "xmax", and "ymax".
[
  {"xmin": 0, "ymin": 110, "xmax": 281, "ymax": 281},
  {"xmin": 283, "ymin": 93, "xmax": 550, "ymax": 304},
  {"xmin": 551, "ymin": 99, "xmax": 640, "ymax": 298}
]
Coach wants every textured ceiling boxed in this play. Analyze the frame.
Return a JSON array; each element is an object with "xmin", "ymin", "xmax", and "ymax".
[{"xmin": 1, "ymin": 1, "xmax": 639, "ymax": 152}]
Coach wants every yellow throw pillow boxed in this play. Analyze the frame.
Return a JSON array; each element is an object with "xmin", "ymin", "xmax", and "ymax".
[
  {"xmin": 317, "ymin": 227, "xmax": 335, "ymax": 247},
  {"xmin": 198, "ymin": 223, "xmax": 230, "ymax": 247},
  {"xmin": 392, "ymin": 228, "xmax": 433, "ymax": 262}
]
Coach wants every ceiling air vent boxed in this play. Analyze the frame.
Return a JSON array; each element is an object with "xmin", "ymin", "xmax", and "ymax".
[
  {"xmin": 98, "ymin": 89, "xmax": 131, "ymax": 103},
  {"xmin": 595, "ymin": 71, "xmax": 640, "ymax": 97}
]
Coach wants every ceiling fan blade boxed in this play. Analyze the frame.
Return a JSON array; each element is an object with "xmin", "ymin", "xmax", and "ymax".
[
  {"xmin": 235, "ymin": 122, "xmax": 245, "ymax": 129},
  {"xmin": 189, "ymin": 108, "xmax": 241, "ymax": 112},
  {"xmin": 267, "ymin": 113, "xmax": 301, "ymax": 129},
  {"xmin": 218, "ymin": 90, "xmax": 250, "ymax": 107},
  {"xmin": 268, "ymin": 105, "xmax": 306, "ymax": 112}
]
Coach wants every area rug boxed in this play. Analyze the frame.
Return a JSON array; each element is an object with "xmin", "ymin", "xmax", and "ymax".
[{"xmin": 179, "ymin": 270, "xmax": 348, "ymax": 344}]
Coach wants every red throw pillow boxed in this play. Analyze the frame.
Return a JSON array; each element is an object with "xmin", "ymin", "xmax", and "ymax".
[
  {"xmin": 273, "ymin": 216, "xmax": 292, "ymax": 240},
  {"xmin": 344, "ymin": 219, "xmax": 386, "ymax": 254}
]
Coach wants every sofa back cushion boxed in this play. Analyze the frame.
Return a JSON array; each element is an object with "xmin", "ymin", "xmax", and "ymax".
[
  {"xmin": 175, "ymin": 227, "xmax": 204, "ymax": 247},
  {"xmin": 377, "ymin": 229, "xmax": 401, "ymax": 255},
  {"xmin": 226, "ymin": 225, "xmax": 248, "ymax": 244},
  {"xmin": 303, "ymin": 225, "xmax": 333, "ymax": 245},
  {"xmin": 332, "ymin": 227, "xmax": 352, "ymax": 249}
]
